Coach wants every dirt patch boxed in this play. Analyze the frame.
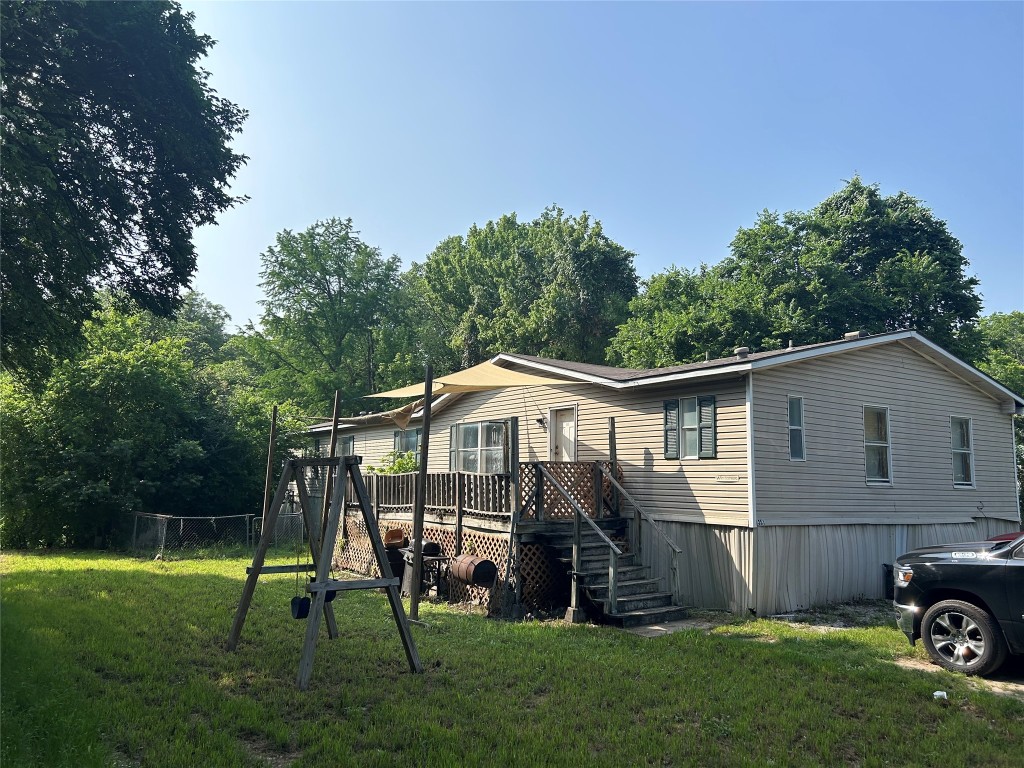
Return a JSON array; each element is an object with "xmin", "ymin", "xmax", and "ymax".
[
  {"xmin": 769, "ymin": 599, "xmax": 896, "ymax": 630},
  {"xmin": 238, "ymin": 735, "xmax": 302, "ymax": 768},
  {"xmin": 893, "ymin": 657, "xmax": 1024, "ymax": 700}
]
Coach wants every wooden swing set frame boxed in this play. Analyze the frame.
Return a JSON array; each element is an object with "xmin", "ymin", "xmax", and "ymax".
[{"xmin": 227, "ymin": 454, "xmax": 423, "ymax": 689}]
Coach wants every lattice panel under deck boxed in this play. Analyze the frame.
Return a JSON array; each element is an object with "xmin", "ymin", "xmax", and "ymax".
[{"xmin": 334, "ymin": 509, "xmax": 562, "ymax": 613}]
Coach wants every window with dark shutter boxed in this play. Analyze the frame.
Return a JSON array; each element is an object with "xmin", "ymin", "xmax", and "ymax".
[
  {"xmin": 663, "ymin": 400, "xmax": 679, "ymax": 459},
  {"xmin": 697, "ymin": 396, "xmax": 716, "ymax": 458}
]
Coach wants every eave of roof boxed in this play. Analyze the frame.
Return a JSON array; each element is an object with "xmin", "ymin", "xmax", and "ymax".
[{"xmin": 496, "ymin": 331, "xmax": 1024, "ymax": 410}]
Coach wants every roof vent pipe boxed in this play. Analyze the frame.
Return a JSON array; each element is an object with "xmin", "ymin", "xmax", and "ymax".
[
  {"xmin": 734, "ymin": 346, "xmax": 750, "ymax": 359},
  {"xmin": 705, "ymin": 351, "xmax": 711, "ymax": 361},
  {"xmin": 843, "ymin": 330, "xmax": 869, "ymax": 341}
]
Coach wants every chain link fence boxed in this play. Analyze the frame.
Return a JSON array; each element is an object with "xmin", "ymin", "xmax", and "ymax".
[{"xmin": 132, "ymin": 513, "xmax": 254, "ymax": 558}]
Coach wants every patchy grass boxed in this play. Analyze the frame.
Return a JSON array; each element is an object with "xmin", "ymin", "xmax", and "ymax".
[{"xmin": 2, "ymin": 552, "xmax": 1022, "ymax": 767}]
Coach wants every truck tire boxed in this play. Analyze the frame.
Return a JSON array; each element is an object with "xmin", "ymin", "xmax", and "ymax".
[{"xmin": 921, "ymin": 599, "xmax": 1008, "ymax": 676}]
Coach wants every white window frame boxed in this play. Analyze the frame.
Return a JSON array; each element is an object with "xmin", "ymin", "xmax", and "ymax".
[
  {"xmin": 449, "ymin": 420, "xmax": 509, "ymax": 474},
  {"xmin": 788, "ymin": 395, "xmax": 806, "ymax": 462},
  {"xmin": 680, "ymin": 397, "xmax": 699, "ymax": 459},
  {"xmin": 339, "ymin": 435, "xmax": 355, "ymax": 457},
  {"xmin": 950, "ymin": 416, "xmax": 975, "ymax": 489},
  {"xmin": 863, "ymin": 405, "xmax": 892, "ymax": 485}
]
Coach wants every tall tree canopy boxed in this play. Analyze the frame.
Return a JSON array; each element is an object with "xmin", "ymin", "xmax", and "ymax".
[
  {"xmin": 0, "ymin": 0, "xmax": 247, "ymax": 381},
  {"xmin": 609, "ymin": 179, "xmax": 982, "ymax": 367},
  {"xmin": 417, "ymin": 206, "xmax": 638, "ymax": 368},
  {"xmin": 235, "ymin": 218, "xmax": 407, "ymax": 413}
]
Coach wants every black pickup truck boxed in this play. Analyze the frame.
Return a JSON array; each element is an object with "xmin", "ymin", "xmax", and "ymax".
[{"xmin": 893, "ymin": 532, "xmax": 1024, "ymax": 676}]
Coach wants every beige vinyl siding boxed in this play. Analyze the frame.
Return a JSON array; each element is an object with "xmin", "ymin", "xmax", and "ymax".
[
  {"xmin": 345, "ymin": 374, "xmax": 751, "ymax": 526},
  {"xmin": 751, "ymin": 342, "xmax": 1019, "ymax": 525}
]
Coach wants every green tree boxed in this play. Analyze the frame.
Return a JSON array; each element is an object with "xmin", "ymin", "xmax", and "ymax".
[
  {"xmin": 976, "ymin": 312, "xmax": 1024, "ymax": 511},
  {"xmin": 239, "ymin": 218, "xmax": 406, "ymax": 413},
  {"xmin": 1, "ymin": 0, "xmax": 247, "ymax": 382},
  {"xmin": 419, "ymin": 206, "xmax": 638, "ymax": 367},
  {"xmin": 610, "ymin": 179, "xmax": 982, "ymax": 368},
  {"xmin": 0, "ymin": 300, "xmax": 300, "ymax": 548}
]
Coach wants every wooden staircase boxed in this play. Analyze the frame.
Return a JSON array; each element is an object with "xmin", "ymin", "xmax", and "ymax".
[{"xmin": 524, "ymin": 519, "xmax": 688, "ymax": 628}]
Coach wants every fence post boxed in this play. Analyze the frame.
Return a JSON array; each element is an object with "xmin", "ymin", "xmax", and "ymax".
[
  {"xmin": 132, "ymin": 513, "xmax": 139, "ymax": 550},
  {"xmin": 455, "ymin": 472, "xmax": 464, "ymax": 556},
  {"xmin": 566, "ymin": 505, "xmax": 584, "ymax": 623},
  {"xmin": 533, "ymin": 463, "xmax": 544, "ymax": 522}
]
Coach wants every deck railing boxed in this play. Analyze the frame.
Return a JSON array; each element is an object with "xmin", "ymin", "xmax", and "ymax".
[{"xmin": 314, "ymin": 460, "xmax": 620, "ymax": 524}]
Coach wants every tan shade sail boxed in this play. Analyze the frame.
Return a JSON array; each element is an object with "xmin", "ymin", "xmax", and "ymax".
[{"xmin": 366, "ymin": 359, "xmax": 572, "ymax": 398}]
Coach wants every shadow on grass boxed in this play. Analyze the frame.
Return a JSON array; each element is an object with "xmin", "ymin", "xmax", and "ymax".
[{"xmin": 3, "ymin": 553, "xmax": 1023, "ymax": 768}]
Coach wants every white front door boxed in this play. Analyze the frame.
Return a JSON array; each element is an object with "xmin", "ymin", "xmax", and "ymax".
[{"xmin": 549, "ymin": 408, "xmax": 576, "ymax": 462}]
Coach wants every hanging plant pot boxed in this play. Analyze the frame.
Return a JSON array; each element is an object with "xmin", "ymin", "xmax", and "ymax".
[{"xmin": 291, "ymin": 595, "xmax": 311, "ymax": 620}]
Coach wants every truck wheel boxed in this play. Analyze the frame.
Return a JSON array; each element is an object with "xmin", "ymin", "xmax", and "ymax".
[{"xmin": 921, "ymin": 599, "xmax": 1008, "ymax": 676}]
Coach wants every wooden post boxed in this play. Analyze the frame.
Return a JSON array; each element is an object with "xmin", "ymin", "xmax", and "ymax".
[
  {"xmin": 297, "ymin": 462, "xmax": 348, "ymax": 689},
  {"xmin": 347, "ymin": 457, "xmax": 422, "ymax": 675},
  {"xmin": 228, "ymin": 460, "xmax": 294, "ymax": 651},
  {"xmin": 372, "ymin": 473, "xmax": 379, "ymax": 522},
  {"xmin": 533, "ymin": 463, "xmax": 544, "ymax": 522},
  {"xmin": 608, "ymin": 417, "xmax": 619, "ymax": 516},
  {"xmin": 409, "ymin": 364, "xmax": 433, "ymax": 622},
  {"xmin": 565, "ymin": 497, "xmax": 585, "ymax": 623},
  {"xmin": 454, "ymin": 471, "xmax": 464, "ymax": 556},
  {"xmin": 131, "ymin": 513, "xmax": 139, "ymax": 550},
  {"xmin": 261, "ymin": 405, "xmax": 278, "ymax": 532},
  {"xmin": 592, "ymin": 462, "xmax": 603, "ymax": 520},
  {"xmin": 320, "ymin": 391, "xmax": 341, "ymax": 542},
  {"xmin": 294, "ymin": 471, "xmax": 339, "ymax": 638}
]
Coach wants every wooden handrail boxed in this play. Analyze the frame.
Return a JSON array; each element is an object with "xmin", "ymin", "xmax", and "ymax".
[
  {"xmin": 539, "ymin": 463, "xmax": 622, "ymax": 615},
  {"xmin": 597, "ymin": 464, "xmax": 683, "ymax": 555}
]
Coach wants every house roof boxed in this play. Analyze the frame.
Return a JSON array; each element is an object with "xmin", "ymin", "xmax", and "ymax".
[
  {"xmin": 496, "ymin": 331, "xmax": 1024, "ymax": 411},
  {"xmin": 310, "ymin": 330, "xmax": 1024, "ymax": 434}
]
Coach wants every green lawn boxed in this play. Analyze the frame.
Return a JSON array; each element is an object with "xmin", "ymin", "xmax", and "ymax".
[{"xmin": 2, "ymin": 552, "xmax": 1021, "ymax": 767}]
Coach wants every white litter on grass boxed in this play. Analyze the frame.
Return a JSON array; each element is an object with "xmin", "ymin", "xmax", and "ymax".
[{"xmin": 933, "ymin": 691, "xmax": 948, "ymax": 700}]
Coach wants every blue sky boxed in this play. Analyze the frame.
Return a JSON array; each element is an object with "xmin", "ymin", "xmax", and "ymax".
[{"xmin": 183, "ymin": 1, "xmax": 1023, "ymax": 330}]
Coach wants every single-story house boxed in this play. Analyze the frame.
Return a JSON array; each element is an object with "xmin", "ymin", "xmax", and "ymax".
[{"xmin": 311, "ymin": 329, "xmax": 1023, "ymax": 616}]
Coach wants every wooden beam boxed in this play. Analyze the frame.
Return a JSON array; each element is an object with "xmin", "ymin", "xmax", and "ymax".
[
  {"xmin": 409, "ymin": 364, "xmax": 433, "ymax": 622},
  {"xmin": 296, "ymin": 466, "xmax": 347, "ymax": 689},
  {"xmin": 247, "ymin": 564, "xmax": 316, "ymax": 575},
  {"xmin": 294, "ymin": 471, "xmax": 339, "ymax": 639},
  {"xmin": 320, "ymin": 390, "xmax": 341, "ymax": 543},
  {"xmin": 307, "ymin": 577, "xmax": 400, "ymax": 592},
  {"xmin": 228, "ymin": 461, "xmax": 294, "ymax": 651},
  {"xmin": 261, "ymin": 405, "xmax": 278, "ymax": 531},
  {"xmin": 290, "ymin": 457, "xmax": 342, "ymax": 468}
]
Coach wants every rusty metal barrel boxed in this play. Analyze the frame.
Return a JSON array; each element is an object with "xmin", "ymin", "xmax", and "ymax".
[{"xmin": 449, "ymin": 554, "xmax": 498, "ymax": 587}]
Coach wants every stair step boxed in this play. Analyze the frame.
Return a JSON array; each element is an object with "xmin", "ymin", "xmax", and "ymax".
[
  {"xmin": 612, "ymin": 591, "xmax": 673, "ymax": 612},
  {"xmin": 605, "ymin": 605, "xmax": 689, "ymax": 629},
  {"xmin": 578, "ymin": 564, "xmax": 649, "ymax": 584},
  {"xmin": 587, "ymin": 578, "xmax": 663, "ymax": 599}
]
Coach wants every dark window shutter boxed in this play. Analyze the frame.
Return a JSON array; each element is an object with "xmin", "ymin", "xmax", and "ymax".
[
  {"xmin": 698, "ymin": 396, "xmax": 716, "ymax": 458},
  {"xmin": 449, "ymin": 424, "xmax": 457, "ymax": 471},
  {"xmin": 663, "ymin": 400, "xmax": 679, "ymax": 459}
]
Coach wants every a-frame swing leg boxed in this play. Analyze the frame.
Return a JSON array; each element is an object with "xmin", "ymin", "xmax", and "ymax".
[
  {"xmin": 296, "ymin": 458, "xmax": 423, "ymax": 689},
  {"xmin": 348, "ymin": 460, "xmax": 422, "ymax": 675},
  {"xmin": 294, "ymin": 470, "xmax": 338, "ymax": 639},
  {"xmin": 296, "ymin": 466, "xmax": 348, "ymax": 689},
  {"xmin": 227, "ymin": 461, "xmax": 294, "ymax": 651}
]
